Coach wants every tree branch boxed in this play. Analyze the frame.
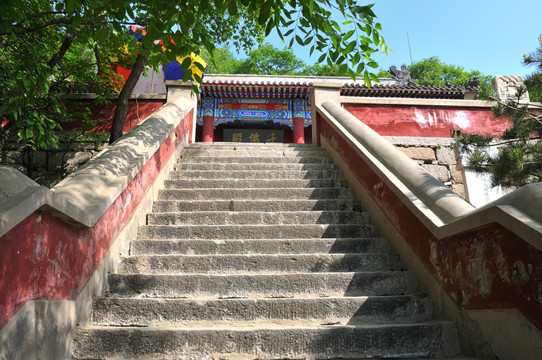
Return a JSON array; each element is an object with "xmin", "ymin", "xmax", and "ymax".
[{"xmin": 48, "ymin": 30, "xmax": 75, "ymax": 69}]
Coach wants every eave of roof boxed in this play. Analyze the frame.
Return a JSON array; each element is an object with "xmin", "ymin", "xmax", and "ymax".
[{"xmin": 200, "ymin": 74, "xmax": 476, "ymax": 100}]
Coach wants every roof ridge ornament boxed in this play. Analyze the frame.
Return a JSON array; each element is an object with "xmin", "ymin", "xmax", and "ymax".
[{"xmin": 389, "ymin": 65, "xmax": 415, "ymax": 86}]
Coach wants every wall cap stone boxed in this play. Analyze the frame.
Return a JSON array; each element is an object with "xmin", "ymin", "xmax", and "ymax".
[
  {"xmin": 320, "ymin": 100, "xmax": 542, "ymax": 251},
  {"xmin": 0, "ymin": 85, "xmax": 194, "ymax": 237}
]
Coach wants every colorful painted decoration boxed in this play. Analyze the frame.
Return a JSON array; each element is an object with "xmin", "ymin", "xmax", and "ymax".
[{"xmin": 197, "ymin": 97, "xmax": 312, "ymax": 128}]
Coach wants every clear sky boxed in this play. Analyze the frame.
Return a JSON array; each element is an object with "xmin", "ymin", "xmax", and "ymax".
[{"xmin": 266, "ymin": 0, "xmax": 542, "ymax": 78}]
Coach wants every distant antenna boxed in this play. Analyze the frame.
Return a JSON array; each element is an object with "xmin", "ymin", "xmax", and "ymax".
[{"xmin": 407, "ymin": 32, "xmax": 413, "ymax": 68}]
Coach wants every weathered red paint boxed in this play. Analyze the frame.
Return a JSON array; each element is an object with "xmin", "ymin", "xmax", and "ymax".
[
  {"xmin": 0, "ymin": 109, "xmax": 193, "ymax": 328},
  {"xmin": 293, "ymin": 117, "xmax": 305, "ymax": 144},
  {"xmin": 61, "ymin": 99, "xmax": 166, "ymax": 133},
  {"xmin": 318, "ymin": 113, "xmax": 542, "ymax": 331},
  {"xmin": 202, "ymin": 115, "xmax": 214, "ymax": 142},
  {"xmin": 344, "ymin": 104, "xmax": 511, "ymax": 138}
]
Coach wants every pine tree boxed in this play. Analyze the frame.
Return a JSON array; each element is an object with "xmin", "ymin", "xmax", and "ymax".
[{"xmin": 457, "ymin": 36, "xmax": 542, "ymax": 187}]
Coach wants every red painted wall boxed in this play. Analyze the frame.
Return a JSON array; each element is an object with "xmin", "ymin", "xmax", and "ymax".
[
  {"xmin": 318, "ymin": 113, "xmax": 542, "ymax": 331},
  {"xmin": 344, "ymin": 104, "xmax": 511, "ymax": 138},
  {"xmin": 61, "ymin": 99, "xmax": 166, "ymax": 133},
  {"xmin": 0, "ymin": 109, "xmax": 193, "ymax": 328}
]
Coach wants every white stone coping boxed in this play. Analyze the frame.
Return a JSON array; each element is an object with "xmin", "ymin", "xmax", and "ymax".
[
  {"xmin": 319, "ymin": 101, "xmax": 542, "ymax": 251},
  {"xmin": 340, "ymin": 96, "xmax": 496, "ymax": 108},
  {"xmin": 0, "ymin": 85, "xmax": 195, "ymax": 237},
  {"xmin": 65, "ymin": 93, "xmax": 167, "ymax": 100}
]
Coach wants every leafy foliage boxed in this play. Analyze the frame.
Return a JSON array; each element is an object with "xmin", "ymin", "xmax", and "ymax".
[
  {"xmin": 523, "ymin": 35, "xmax": 542, "ymax": 102},
  {"xmin": 0, "ymin": 1, "xmax": 387, "ymax": 145},
  {"xmin": 1, "ymin": 0, "xmax": 389, "ymax": 146},
  {"xmin": 202, "ymin": 44, "xmax": 344, "ymax": 76},
  {"xmin": 407, "ymin": 57, "xmax": 493, "ymax": 94},
  {"xmin": 236, "ymin": 43, "xmax": 306, "ymax": 75},
  {"xmin": 456, "ymin": 40, "xmax": 542, "ymax": 187}
]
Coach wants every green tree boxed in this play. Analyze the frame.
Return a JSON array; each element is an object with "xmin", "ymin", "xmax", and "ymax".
[
  {"xmin": 302, "ymin": 63, "xmax": 341, "ymax": 76},
  {"xmin": 201, "ymin": 47, "xmax": 242, "ymax": 74},
  {"xmin": 523, "ymin": 35, "xmax": 542, "ymax": 102},
  {"xmin": 457, "ymin": 37, "xmax": 542, "ymax": 187},
  {"xmin": 407, "ymin": 57, "xmax": 493, "ymax": 94},
  {"xmin": 0, "ymin": 1, "xmax": 114, "ymax": 152},
  {"xmin": 1, "ymin": 0, "xmax": 389, "ymax": 146},
  {"xmin": 236, "ymin": 43, "xmax": 306, "ymax": 75}
]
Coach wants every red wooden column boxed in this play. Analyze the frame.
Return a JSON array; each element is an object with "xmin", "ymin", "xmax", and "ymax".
[
  {"xmin": 292, "ymin": 98, "xmax": 307, "ymax": 144},
  {"xmin": 201, "ymin": 96, "xmax": 215, "ymax": 142},
  {"xmin": 202, "ymin": 115, "xmax": 214, "ymax": 142},
  {"xmin": 293, "ymin": 117, "xmax": 305, "ymax": 144}
]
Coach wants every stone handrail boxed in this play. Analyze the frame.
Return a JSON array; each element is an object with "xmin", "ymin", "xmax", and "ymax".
[
  {"xmin": 0, "ymin": 86, "xmax": 194, "ymax": 237},
  {"xmin": 320, "ymin": 100, "xmax": 542, "ymax": 250},
  {"xmin": 0, "ymin": 82, "xmax": 196, "ymax": 359},
  {"xmin": 317, "ymin": 99, "xmax": 542, "ymax": 359}
]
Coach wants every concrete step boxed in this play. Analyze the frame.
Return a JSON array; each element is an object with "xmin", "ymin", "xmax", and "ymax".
[
  {"xmin": 147, "ymin": 211, "xmax": 367, "ymax": 226},
  {"xmin": 91, "ymin": 295, "xmax": 433, "ymax": 326},
  {"xmin": 181, "ymin": 148, "xmax": 328, "ymax": 158},
  {"xmin": 72, "ymin": 322, "xmax": 460, "ymax": 359},
  {"xmin": 137, "ymin": 224, "xmax": 376, "ymax": 240},
  {"xmin": 129, "ymin": 237, "xmax": 388, "ymax": 255},
  {"xmin": 187, "ymin": 143, "xmax": 320, "ymax": 149},
  {"xmin": 106, "ymin": 271, "xmax": 417, "ymax": 298},
  {"xmin": 171, "ymin": 169, "xmax": 342, "ymax": 180},
  {"xmin": 178, "ymin": 155, "xmax": 332, "ymax": 164},
  {"xmin": 176, "ymin": 162, "xmax": 335, "ymax": 171},
  {"xmin": 152, "ymin": 199, "xmax": 356, "ymax": 212},
  {"xmin": 157, "ymin": 187, "xmax": 351, "ymax": 201},
  {"xmin": 117, "ymin": 253, "xmax": 391, "ymax": 274},
  {"xmin": 163, "ymin": 178, "xmax": 346, "ymax": 189}
]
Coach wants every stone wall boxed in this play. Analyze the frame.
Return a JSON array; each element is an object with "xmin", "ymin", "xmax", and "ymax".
[
  {"xmin": 0, "ymin": 140, "xmax": 106, "ymax": 188},
  {"xmin": 386, "ymin": 137, "xmax": 466, "ymax": 199}
]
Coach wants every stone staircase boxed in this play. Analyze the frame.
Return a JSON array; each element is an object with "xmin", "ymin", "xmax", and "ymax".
[{"xmin": 72, "ymin": 143, "xmax": 467, "ymax": 359}]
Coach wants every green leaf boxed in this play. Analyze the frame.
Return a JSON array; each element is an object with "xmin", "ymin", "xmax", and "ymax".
[
  {"xmin": 265, "ymin": 20, "xmax": 274, "ymax": 36},
  {"xmin": 194, "ymin": 61, "xmax": 205, "ymax": 71},
  {"xmin": 180, "ymin": 57, "xmax": 192, "ymax": 71},
  {"xmin": 343, "ymin": 30, "xmax": 355, "ymax": 42},
  {"xmin": 228, "ymin": 1, "xmax": 238, "ymax": 16},
  {"xmin": 318, "ymin": 53, "xmax": 326, "ymax": 63},
  {"xmin": 258, "ymin": 0, "xmax": 272, "ymax": 25},
  {"xmin": 345, "ymin": 40, "xmax": 356, "ymax": 54},
  {"xmin": 363, "ymin": 71, "xmax": 370, "ymax": 86},
  {"xmin": 182, "ymin": 69, "xmax": 192, "ymax": 82}
]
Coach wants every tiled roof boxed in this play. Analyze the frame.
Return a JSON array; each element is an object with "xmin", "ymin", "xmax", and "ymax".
[
  {"xmin": 200, "ymin": 79, "xmax": 312, "ymax": 98},
  {"xmin": 341, "ymin": 82, "xmax": 476, "ymax": 99},
  {"xmin": 200, "ymin": 74, "xmax": 477, "ymax": 100}
]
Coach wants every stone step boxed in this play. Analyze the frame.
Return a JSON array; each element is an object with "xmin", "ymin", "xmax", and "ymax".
[
  {"xmin": 176, "ymin": 162, "xmax": 335, "ymax": 171},
  {"xmin": 91, "ymin": 295, "xmax": 433, "ymax": 326},
  {"xmin": 72, "ymin": 322, "xmax": 460, "ymax": 359},
  {"xmin": 157, "ymin": 187, "xmax": 351, "ymax": 201},
  {"xmin": 178, "ymin": 155, "xmax": 332, "ymax": 164},
  {"xmin": 187, "ymin": 143, "xmax": 319, "ymax": 149},
  {"xmin": 170, "ymin": 169, "xmax": 341, "ymax": 180},
  {"xmin": 147, "ymin": 210, "xmax": 367, "ymax": 226},
  {"xmin": 152, "ymin": 199, "xmax": 356, "ymax": 212},
  {"xmin": 163, "ymin": 178, "xmax": 346, "ymax": 189},
  {"xmin": 106, "ymin": 271, "xmax": 416, "ymax": 298},
  {"xmin": 117, "ymin": 253, "xmax": 391, "ymax": 274},
  {"xmin": 130, "ymin": 237, "xmax": 388, "ymax": 255},
  {"xmin": 137, "ymin": 224, "xmax": 376, "ymax": 240},
  {"xmin": 181, "ymin": 148, "xmax": 328, "ymax": 158}
]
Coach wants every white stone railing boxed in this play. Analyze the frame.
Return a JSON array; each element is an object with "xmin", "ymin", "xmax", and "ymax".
[{"xmin": 0, "ymin": 82, "xmax": 197, "ymax": 360}]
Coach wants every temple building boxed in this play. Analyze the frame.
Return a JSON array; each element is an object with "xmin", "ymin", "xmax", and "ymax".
[{"xmin": 194, "ymin": 73, "xmax": 480, "ymax": 144}]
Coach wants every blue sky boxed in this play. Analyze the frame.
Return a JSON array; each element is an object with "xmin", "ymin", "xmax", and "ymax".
[{"xmin": 265, "ymin": 0, "xmax": 542, "ymax": 78}]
